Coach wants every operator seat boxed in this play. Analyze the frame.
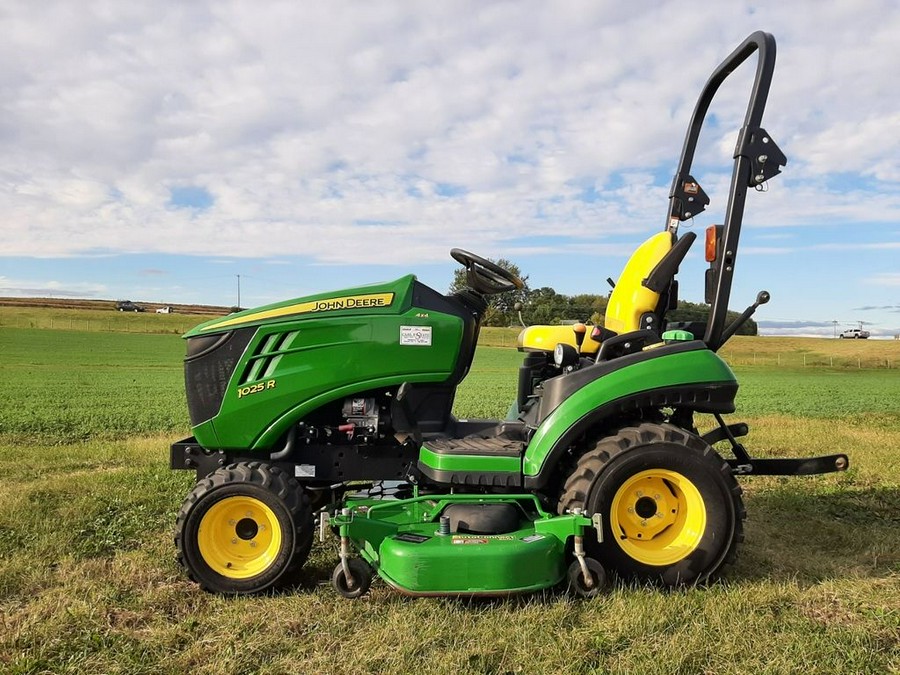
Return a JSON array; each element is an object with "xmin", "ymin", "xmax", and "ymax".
[{"xmin": 517, "ymin": 231, "xmax": 675, "ymax": 354}]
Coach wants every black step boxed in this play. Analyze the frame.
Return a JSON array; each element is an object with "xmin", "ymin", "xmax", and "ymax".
[{"xmin": 423, "ymin": 437, "xmax": 524, "ymax": 457}]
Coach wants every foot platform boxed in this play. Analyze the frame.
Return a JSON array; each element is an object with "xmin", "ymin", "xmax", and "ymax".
[{"xmin": 418, "ymin": 437, "xmax": 524, "ymax": 487}]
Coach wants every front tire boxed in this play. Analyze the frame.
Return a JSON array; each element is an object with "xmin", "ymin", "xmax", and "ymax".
[
  {"xmin": 175, "ymin": 462, "xmax": 314, "ymax": 594},
  {"xmin": 559, "ymin": 423, "xmax": 745, "ymax": 586}
]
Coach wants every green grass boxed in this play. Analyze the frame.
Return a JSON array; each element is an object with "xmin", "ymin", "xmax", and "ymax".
[
  {"xmin": 0, "ymin": 329, "xmax": 188, "ymax": 442},
  {"xmin": 1, "ymin": 317, "xmax": 899, "ymax": 673}
]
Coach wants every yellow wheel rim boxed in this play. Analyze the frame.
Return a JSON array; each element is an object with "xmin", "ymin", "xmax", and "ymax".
[
  {"xmin": 610, "ymin": 469, "xmax": 706, "ymax": 566},
  {"xmin": 198, "ymin": 496, "xmax": 283, "ymax": 579}
]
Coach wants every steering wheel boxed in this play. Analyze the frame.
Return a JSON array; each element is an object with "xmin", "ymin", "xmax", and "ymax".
[{"xmin": 450, "ymin": 248, "xmax": 524, "ymax": 295}]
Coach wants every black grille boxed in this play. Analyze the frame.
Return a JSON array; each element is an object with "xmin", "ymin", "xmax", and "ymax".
[{"xmin": 184, "ymin": 327, "xmax": 256, "ymax": 426}]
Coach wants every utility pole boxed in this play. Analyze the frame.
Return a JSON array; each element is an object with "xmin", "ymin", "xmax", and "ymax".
[
  {"xmin": 236, "ymin": 274, "xmax": 241, "ymax": 309},
  {"xmin": 832, "ymin": 320, "xmax": 838, "ymax": 338}
]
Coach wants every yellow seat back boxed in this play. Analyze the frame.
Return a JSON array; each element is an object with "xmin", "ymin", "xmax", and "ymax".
[
  {"xmin": 516, "ymin": 231, "xmax": 673, "ymax": 354},
  {"xmin": 604, "ymin": 232, "xmax": 672, "ymax": 335}
]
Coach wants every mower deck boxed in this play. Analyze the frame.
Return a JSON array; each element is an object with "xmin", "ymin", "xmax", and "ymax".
[{"xmin": 332, "ymin": 494, "xmax": 598, "ymax": 596}]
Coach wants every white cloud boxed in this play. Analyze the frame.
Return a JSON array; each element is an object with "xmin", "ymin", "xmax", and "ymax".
[
  {"xmin": 866, "ymin": 273, "xmax": 900, "ymax": 287},
  {"xmin": 2, "ymin": 1, "xmax": 900, "ymax": 264}
]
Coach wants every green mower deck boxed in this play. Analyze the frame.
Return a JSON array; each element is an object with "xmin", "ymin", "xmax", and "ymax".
[{"xmin": 331, "ymin": 494, "xmax": 601, "ymax": 597}]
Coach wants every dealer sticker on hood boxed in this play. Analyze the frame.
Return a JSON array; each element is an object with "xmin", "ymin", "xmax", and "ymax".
[{"xmin": 400, "ymin": 326, "xmax": 432, "ymax": 346}]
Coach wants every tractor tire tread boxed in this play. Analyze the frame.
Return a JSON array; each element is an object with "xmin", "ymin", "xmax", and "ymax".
[
  {"xmin": 557, "ymin": 421, "xmax": 745, "ymax": 584},
  {"xmin": 175, "ymin": 461, "xmax": 314, "ymax": 593}
]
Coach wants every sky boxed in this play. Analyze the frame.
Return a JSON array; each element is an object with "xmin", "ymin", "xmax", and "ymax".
[{"xmin": 2, "ymin": 1, "xmax": 899, "ymax": 338}]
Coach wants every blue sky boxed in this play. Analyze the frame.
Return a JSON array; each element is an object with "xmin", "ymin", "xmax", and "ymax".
[{"xmin": 2, "ymin": 1, "xmax": 899, "ymax": 337}]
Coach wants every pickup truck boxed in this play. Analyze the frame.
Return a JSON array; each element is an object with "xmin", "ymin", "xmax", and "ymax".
[{"xmin": 840, "ymin": 328, "xmax": 870, "ymax": 339}]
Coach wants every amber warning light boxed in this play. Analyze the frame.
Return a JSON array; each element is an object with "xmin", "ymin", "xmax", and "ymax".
[{"xmin": 705, "ymin": 225, "xmax": 719, "ymax": 262}]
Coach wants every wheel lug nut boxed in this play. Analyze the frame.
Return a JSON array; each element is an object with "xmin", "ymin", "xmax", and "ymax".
[
  {"xmin": 250, "ymin": 541, "xmax": 257, "ymax": 548},
  {"xmin": 228, "ymin": 519, "xmax": 235, "ymax": 525},
  {"xmin": 231, "ymin": 538, "xmax": 238, "ymax": 544},
  {"xmin": 627, "ymin": 507, "xmax": 634, "ymax": 514}
]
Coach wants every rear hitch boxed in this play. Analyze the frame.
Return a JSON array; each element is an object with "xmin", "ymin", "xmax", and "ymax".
[
  {"xmin": 707, "ymin": 414, "xmax": 850, "ymax": 476},
  {"xmin": 728, "ymin": 455, "xmax": 849, "ymax": 476}
]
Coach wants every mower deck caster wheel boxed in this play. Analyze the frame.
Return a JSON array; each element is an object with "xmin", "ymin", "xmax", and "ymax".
[
  {"xmin": 568, "ymin": 558, "xmax": 607, "ymax": 598},
  {"xmin": 332, "ymin": 559, "xmax": 373, "ymax": 599}
]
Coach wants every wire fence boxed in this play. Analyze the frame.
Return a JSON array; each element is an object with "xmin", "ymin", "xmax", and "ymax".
[
  {"xmin": 0, "ymin": 315, "xmax": 195, "ymax": 335},
  {"xmin": 717, "ymin": 352, "xmax": 895, "ymax": 370}
]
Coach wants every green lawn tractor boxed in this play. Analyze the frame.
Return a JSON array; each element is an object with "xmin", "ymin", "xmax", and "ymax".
[{"xmin": 170, "ymin": 32, "xmax": 848, "ymax": 598}]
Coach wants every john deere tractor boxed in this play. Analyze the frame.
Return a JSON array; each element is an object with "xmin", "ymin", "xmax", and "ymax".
[{"xmin": 170, "ymin": 32, "xmax": 848, "ymax": 598}]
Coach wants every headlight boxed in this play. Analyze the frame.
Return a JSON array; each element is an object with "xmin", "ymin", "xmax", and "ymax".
[{"xmin": 553, "ymin": 343, "xmax": 579, "ymax": 369}]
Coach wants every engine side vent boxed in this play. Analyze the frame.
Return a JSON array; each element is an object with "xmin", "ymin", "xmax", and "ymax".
[{"xmin": 239, "ymin": 330, "xmax": 299, "ymax": 384}]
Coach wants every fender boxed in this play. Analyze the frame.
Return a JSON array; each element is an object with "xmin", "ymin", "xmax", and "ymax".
[{"xmin": 522, "ymin": 345, "xmax": 737, "ymax": 489}]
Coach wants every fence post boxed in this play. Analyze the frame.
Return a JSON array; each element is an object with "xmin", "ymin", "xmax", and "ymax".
[{"xmin": 803, "ymin": 354, "xmax": 807, "ymax": 367}]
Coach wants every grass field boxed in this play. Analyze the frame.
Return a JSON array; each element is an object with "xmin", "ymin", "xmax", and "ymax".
[{"xmin": 1, "ymin": 309, "xmax": 898, "ymax": 674}]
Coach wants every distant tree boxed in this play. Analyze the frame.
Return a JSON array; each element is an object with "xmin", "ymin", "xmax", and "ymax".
[{"xmin": 521, "ymin": 287, "xmax": 565, "ymax": 325}]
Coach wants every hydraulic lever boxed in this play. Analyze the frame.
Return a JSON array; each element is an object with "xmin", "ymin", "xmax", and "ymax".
[{"xmin": 721, "ymin": 290, "xmax": 769, "ymax": 344}]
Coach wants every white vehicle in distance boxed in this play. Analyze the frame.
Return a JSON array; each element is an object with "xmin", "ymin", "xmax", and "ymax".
[
  {"xmin": 840, "ymin": 328, "xmax": 870, "ymax": 339},
  {"xmin": 156, "ymin": 306, "xmax": 173, "ymax": 314}
]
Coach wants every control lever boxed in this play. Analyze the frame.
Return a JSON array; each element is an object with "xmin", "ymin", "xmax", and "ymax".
[
  {"xmin": 573, "ymin": 322, "xmax": 586, "ymax": 350},
  {"xmin": 514, "ymin": 302, "xmax": 526, "ymax": 328},
  {"xmin": 721, "ymin": 290, "xmax": 770, "ymax": 344}
]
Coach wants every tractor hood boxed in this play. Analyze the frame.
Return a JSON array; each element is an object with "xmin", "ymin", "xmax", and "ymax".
[{"xmin": 185, "ymin": 275, "xmax": 418, "ymax": 338}]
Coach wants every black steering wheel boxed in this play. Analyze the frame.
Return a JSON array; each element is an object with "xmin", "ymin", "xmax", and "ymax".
[{"xmin": 450, "ymin": 248, "xmax": 524, "ymax": 295}]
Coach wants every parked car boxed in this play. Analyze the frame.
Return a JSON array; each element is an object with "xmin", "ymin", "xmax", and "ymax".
[
  {"xmin": 156, "ymin": 306, "xmax": 173, "ymax": 314},
  {"xmin": 840, "ymin": 328, "xmax": 870, "ymax": 339},
  {"xmin": 115, "ymin": 300, "xmax": 145, "ymax": 312}
]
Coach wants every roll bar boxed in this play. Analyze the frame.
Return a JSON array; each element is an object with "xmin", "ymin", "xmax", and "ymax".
[{"xmin": 665, "ymin": 31, "xmax": 787, "ymax": 352}]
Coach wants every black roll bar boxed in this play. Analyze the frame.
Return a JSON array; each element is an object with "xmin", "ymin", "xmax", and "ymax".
[{"xmin": 665, "ymin": 31, "xmax": 786, "ymax": 352}]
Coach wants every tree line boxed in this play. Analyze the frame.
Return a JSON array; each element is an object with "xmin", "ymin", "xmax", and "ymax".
[{"xmin": 450, "ymin": 259, "xmax": 757, "ymax": 335}]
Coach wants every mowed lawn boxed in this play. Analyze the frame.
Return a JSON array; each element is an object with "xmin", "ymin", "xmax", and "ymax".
[{"xmin": 1, "ymin": 317, "xmax": 898, "ymax": 674}]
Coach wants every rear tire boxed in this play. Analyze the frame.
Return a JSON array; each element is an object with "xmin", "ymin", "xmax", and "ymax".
[
  {"xmin": 558, "ymin": 423, "xmax": 744, "ymax": 586},
  {"xmin": 175, "ymin": 462, "xmax": 314, "ymax": 594}
]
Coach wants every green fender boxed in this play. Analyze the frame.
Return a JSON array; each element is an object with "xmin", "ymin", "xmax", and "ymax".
[{"xmin": 522, "ymin": 347, "xmax": 736, "ymax": 488}]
